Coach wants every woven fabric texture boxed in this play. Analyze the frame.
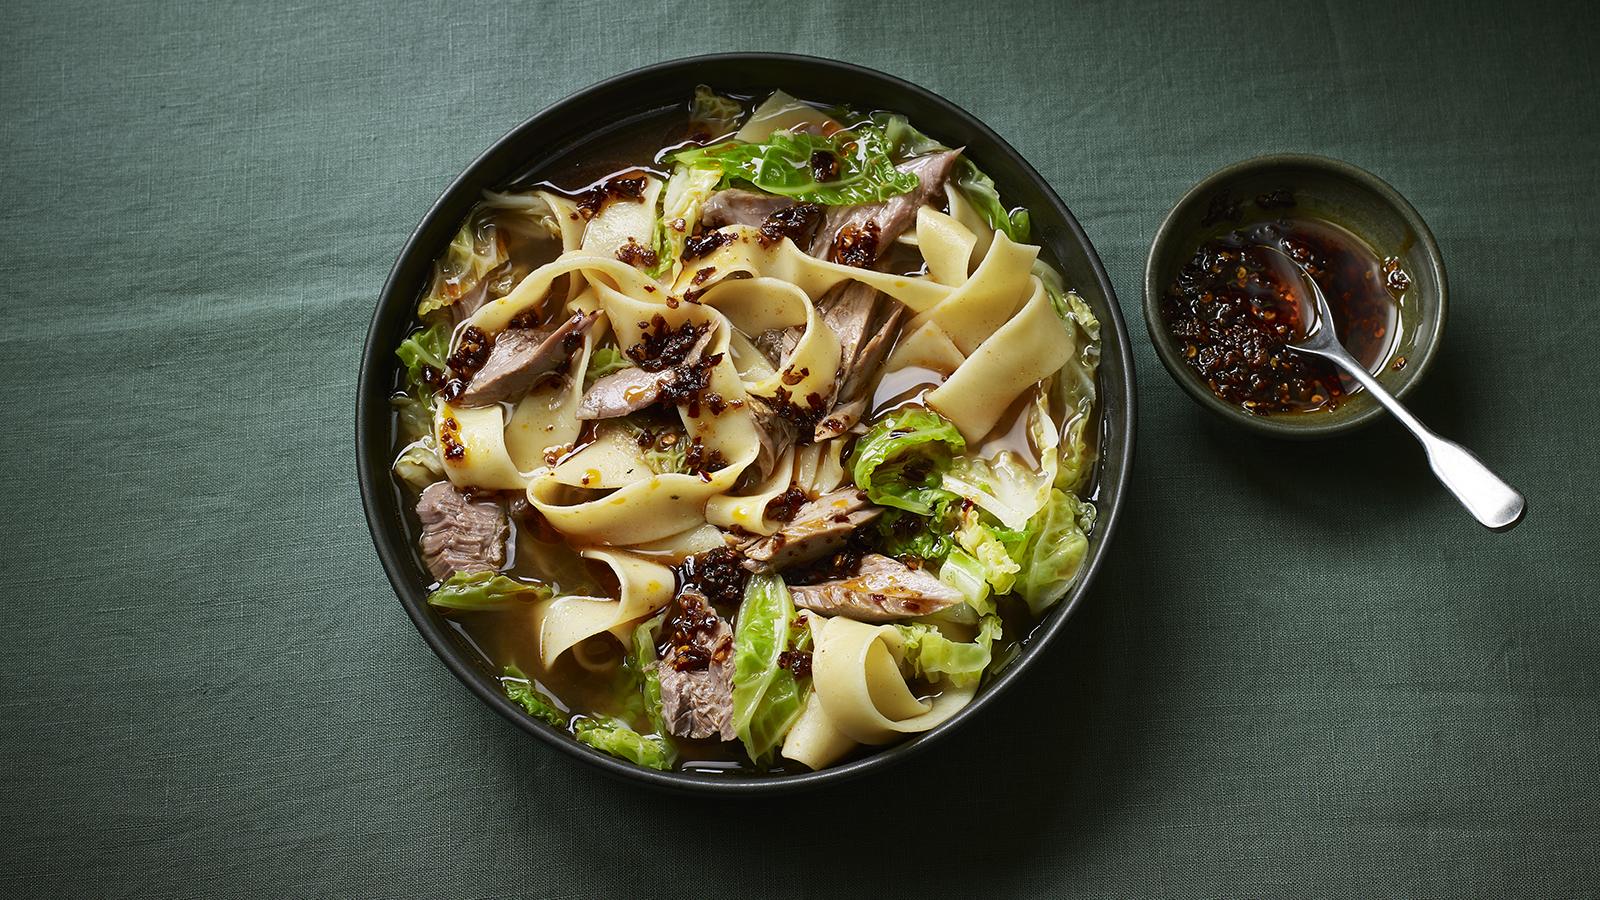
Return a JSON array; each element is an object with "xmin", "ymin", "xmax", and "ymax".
[{"xmin": 2, "ymin": 0, "xmax": 1596, "ymax": 896}]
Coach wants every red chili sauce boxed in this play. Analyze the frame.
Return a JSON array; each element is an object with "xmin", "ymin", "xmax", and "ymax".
[{"xmin": 1162, "ymin": 213, "xmax": 1409, "ymax": 414}]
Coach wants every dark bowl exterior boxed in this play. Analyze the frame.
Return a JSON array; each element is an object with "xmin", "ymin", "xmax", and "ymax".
[
  {"xmin": 357, "ymin": 53, "xmax": 1136, "ymax": 794},
  {"xmin": 1143, "ymin": 154, "xmax": 1448, "ymax": 440}
]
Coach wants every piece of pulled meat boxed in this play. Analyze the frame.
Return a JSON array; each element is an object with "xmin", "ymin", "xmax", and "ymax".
[
  {"xmin": 789, "ymin": 553, "xmax": 964, "ymax": 623},
  {"xmin": 415, "ymin": 481, "xmax": 507, "ymax": 581},
  {"xmin": 454, "ymin": 312, "xmax": 598, "ymax": 407},
  {"xmin": 576, "ymin": 329, "xmax": 718, "ymax": 420},
  {"xmin": 778, "ymin": 527, "xmax": 874, "ymax": 586},
  {"xmin": 743, "ymin": 487, "xmax": 881, "ymax": 573},
  {"xmin": 655, "ymin": 588, "xmax": 736, "ymax": 741}
]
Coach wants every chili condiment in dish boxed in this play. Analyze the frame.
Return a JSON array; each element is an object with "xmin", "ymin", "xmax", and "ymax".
[{"xmin": 1161, "ymin": 215, "xmax": 1408, "ymax": 415}]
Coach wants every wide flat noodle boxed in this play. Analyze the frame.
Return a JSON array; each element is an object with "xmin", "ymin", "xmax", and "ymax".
[
  {"xmin": 435, "ymin": 400, "xmax": 525, "ymax": 490},
  {"xmin": 916, "ymin": 206, "xmax": 977, "ymax": 286},
  {"xmin": 539, "ymin": 549, "xmax": 675, "ymax": 666},
  {"xmin": 697, "ymin": 277, "xmax": 839, "ymax": 406},
  {"xmin": 627, "ymin": 523, "xmax": 731, "ymax": 559},
  {"xmin": 883, "ymin": 320, "xmax": 965, "ymax": 377},
  {"xmin": 465, "ymin": 252, "xmax": 657, "ymax": 333},
  {"xmin": 674, "ymin": 226, "xmax": 951, "ymax": 313},
  {"xmin": 736, "ymin": 90, "xmax": 841, "ymax": 141},
  {"xmin": 551, "ymin": 422, "xmax": 654, "ymax": 489},
  {"xmin": 537, "ymin": 191, "xmax": 589, "ymax": 301},
  {"xmin": 793, "ymin": 438, "xmax": 847, "ymax": 497},
  {"xmin": 706, "ymin": 447, "xmax": 795, "ymax": 536},
  {"xmin": 682, "ymin": 324, "xmax": 762, "ymax": 465},
  {"xmin": 780, "ymin": 612, "xmax": 857, "ymax": 769},
  {"xmin": 727, "ymin": 329, "xmax": 778, "ymax": 382},
  {"xmin": 526, "ymin": 443, "xmax": 758, "ymax": 546},
  {"xmin": 925, "ymin": 280, "xmax": 1075, "ymax": 444},
  {"xmin": 945, "ymin": 182, "xmax": 994, "ymax": 264},
  {"xmin": 811, "ymin": 616, "xmax": 977, "ymax": 745},
  {"xmin": 580, "ymin": 176, "xmax": 662, "ymax": 260},
  {"xmin": 781, "ymin": 687, "xmax": 857, "ymax": 770},
  {"xmin": 536, "ymin": 191, "xmax": 587, "ymax": 252},
  {"xmin": 906, "ymin": 232, "xmax": 1038, "ymax": 355}
]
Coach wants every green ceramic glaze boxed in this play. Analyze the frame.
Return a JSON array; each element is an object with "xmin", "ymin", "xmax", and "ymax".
[{"xmin": 1143, "ymin": 154, "xmax": 1447, "ymax": 439}]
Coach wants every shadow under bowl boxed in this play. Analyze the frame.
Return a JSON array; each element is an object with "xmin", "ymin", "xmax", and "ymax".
[
  {"xmin": 357, "ymin": 52, "xmax": 1137, "ymax": 794},
  {"xmin": 1143, "ymin": 153, "xmax": 1447, "ymax": 439}
]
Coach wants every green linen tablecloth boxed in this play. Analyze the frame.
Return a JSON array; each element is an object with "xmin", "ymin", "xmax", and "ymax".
[{"xmin": 3, "ymin": 0, "xmax": 1597, "ymax": 896}]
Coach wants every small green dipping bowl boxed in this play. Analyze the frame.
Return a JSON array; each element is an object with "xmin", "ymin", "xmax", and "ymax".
[{"xmin": 1143, "ymin": 154, "xmax": 1447, "ymax": 439}]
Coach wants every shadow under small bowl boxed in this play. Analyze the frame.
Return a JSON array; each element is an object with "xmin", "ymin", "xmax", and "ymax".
[{"xmin": 1143, "ymin": 154, "xmax": 1447, "ymax": 439}]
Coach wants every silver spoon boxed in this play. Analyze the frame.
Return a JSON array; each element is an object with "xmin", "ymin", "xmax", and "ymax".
[{"xmin": 1265, "ymin": 245, "xmax": 1526, "ymax": 531}]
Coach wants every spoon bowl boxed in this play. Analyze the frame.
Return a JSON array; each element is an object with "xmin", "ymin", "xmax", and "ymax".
[{"xmin": 1268, "ymin": 245, "xmax": 1526, "ymax": 531}]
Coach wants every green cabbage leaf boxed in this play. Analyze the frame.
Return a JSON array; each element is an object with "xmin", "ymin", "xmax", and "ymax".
[
  {"xmin": 417, "ymin": 209, "xmax": 508, "ymax": 316},
  {"xmin": 871, "ymin": 112, "xmax": 1030, "ymax": 242},
  {"xmin": 937, "ymin": 548, "xmax": 995, "ymax": 616},
  {"xmin": 849, "ymin": 407, "xmax": 965, "ymax": 516},
  {"xmin": 395, "ymin": 321, "xmax": 450, "ymax": 401},
  {"xmin": 942, "ymin": 393, "xmax": 1059, "ymax": 531},
  {"xmin": 668, "ymin": 123, "xmax": 918, "ymax": 206},
  {"xmin": 584, "ymin": 346, "xmax": 632, "ymax": 387},
  {"xmin": 731, "ymin": 574, "xmax": 810, "ymax": 764},
  {"xmin": 874, "ymin": 503, "xmax": 955, "ymax": 561},
  {"xmin": 629, "ymin": 612, "xmax": 670, "ymax": 737},
  {"xmin": 392, "ymin": 437, "xmax": 443, "ymax": 489},
  {"xmin": 426, "ymin": 571, "xmax": 551, "ymax": 611},
  {"xmin": 1016, "ymin": 489, "xmax": 1096, "ymax": 615},
  {"xmin": 688, "ymin": 85, "xmax": 744, "ymax": 138},
  {"xmin": 573, "ymin": 718, "xmax": 674, "ymax": 771},
  {"xmin": 499, "ymin": 665, "xmax": 568, "ymax": 728},
  {"xmin": 955, "ymin": 506, "xmax": 1023, "ymax": 595},
  {"xmin": 895, "ymin": 615, "xmax": 1004, "ymax": 689},
  {"xmin": 649, "ymin": 164, "xmax": 724, "ymax": 280},
  {"xmin": 1036, "ymin": 265, "xmax": 1101, "ymax": 493}
]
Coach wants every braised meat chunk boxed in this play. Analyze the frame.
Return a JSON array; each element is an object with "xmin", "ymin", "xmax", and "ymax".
[
  {"xmin": 789, "ymin": 554, "xmax": 962, "ymax": 622},
  {"xmin": 415, "ymin": 481, "xmax": 507, "ymax": 581}
]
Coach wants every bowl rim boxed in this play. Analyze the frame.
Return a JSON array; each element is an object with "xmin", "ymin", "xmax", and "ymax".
[
  {"xmin": 356, "ymin": 51, "xmax": 1136, "ymax": 794},
  {"xmin": 1141, "ymin": 152, "xmax": 1449, "ymax": 439}
]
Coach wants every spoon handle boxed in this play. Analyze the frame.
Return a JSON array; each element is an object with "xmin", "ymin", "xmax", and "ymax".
[{"xmin": 1334, "ymin": 357, "xmax": 1526, "ymax": 531}]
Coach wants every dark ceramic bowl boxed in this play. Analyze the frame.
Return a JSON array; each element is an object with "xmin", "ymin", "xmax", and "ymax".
[
  {"xmin": 1144, "ymin": 154, "xmax": 1447, "ymax": 439},
  {"xmin": 356, "ymin": 53, "xmax": 1136, "ymax": 794}
]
